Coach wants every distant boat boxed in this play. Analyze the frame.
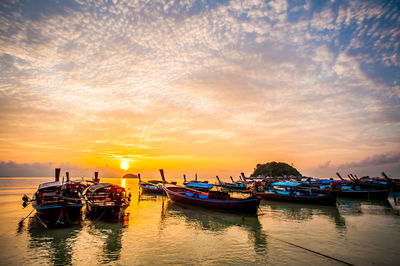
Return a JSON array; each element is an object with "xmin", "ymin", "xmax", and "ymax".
[
  {"xmin": 255, "ymin": 181, "xmax": 337, "ymax": 206},
  {"xmin": 334, "ymin": 172, "xmax": 400, "ymax": 192},
  {"xmin": 160, "ymin": 169, "xmax": 261, "ymax": 214},
  {"xmin": 272, "ymin": 173, "xmax": 391, "ymax": 200},
  {"xmin": 216, "ymin": 176, "xmax": 247, "ymax": 190},
  {"xmin": 316, "ymin": 187, "xmax": 390, "ymax": 200},
  {"xmin": 303, "ymin": 178, "xmax": 390, "ymax": 200},
  {"xmin": 24, "ymin": 168, "xmax": 86, "ymax": 228},
  {"xmin": 184, "ymin": 182, "xmax": 216, "ymax": 191},
  {"xmin": 183, "ymin": 174, "xmax": 208, "ymax": 185},
  {"xmin": 138, "ymin": 174, "xmax": 164, "ymax": 194},
  {"xmin": 182, "ymin": 174, "xmax": 214, "ymax": 191},
  {"xmin": 83, "ymin": 172, "xmax": 130, "ymax": 220}
]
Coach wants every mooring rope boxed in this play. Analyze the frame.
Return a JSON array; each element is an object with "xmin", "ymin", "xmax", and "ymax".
[
  {"xmin": 19, "ymin": 201, "xmax": 46, "ymax": 226},
  {"xmin": 269, "ymin": 235, "xmax": 354, "ymax": 266},
  {"xmin": 55, "ymin": 209, "xmax": 65, "ymax": 226},
  {"xmin": 257, "ymin": 206, "xmax": 265, "ymax": 216},
  {"xmin": 35, "ymin": 213, "xmax": 48, "ymax": 228},
  {"xmin": 18, "ymin": 208, "xmax": 36, "ymax": 226},
  {"xmin": 92, "ymin": 208, "xmax": 108, "ymax": 224}
]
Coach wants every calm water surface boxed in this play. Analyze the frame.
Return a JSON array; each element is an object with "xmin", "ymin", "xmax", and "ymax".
[{"xmin": 0, "ymin": 177, "xmax": 399, "ymax": 265}]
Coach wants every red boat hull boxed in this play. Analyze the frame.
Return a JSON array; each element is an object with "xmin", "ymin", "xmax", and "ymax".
[
  {"xmin": 163, "ymin": 184, "xmax": 260, "ymax": 214},
  {"xmin": 256, "ymin": 192, "xmax": 337, "ymax": 206}
]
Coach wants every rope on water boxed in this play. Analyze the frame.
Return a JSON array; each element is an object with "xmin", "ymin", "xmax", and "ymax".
[
  {"xmin": 34, "ymin": 213, "xmax": 48, "ymax": 228},
  {"xmin": 19, "ymin": 201, "xmax": 46, "ymax": 226},
  {"xmin": 55, "ymin": 208, "xmax": 65, "ymax": 226},
  {"xmin": 92, "ymin": 208, "xmax": 108, "ymax": 224},
  {"xmin": 270, "ymin": 236, "xmax": 354, "ymax": 266},
  {"xmin": 257, "ymin": 206, "xmax": 265, "ymax": 216},
  {"xmin": 18, "ymin": 208, "xmax": 35, "ymax": 226}
]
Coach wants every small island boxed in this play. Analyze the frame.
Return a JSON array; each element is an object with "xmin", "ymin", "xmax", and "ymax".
[
  {"xmin": 122, "ymin": 173, "xmax": 138, "ymax": 179},
  {"xmin": 251, "ymin": 161, "xmax": 301, "ymax": 177}
]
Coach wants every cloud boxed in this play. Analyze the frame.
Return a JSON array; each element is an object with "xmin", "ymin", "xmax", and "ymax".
[
  {"xmin": 0, "ymin": 160, "xmax": 121, "ymax": 177},
  {"xmin": 318, "ymin": 160, "xmax": 331, "ymax": 169},
  {"xmin": 0, "ymin": 0, "xmax": 399, "ymax": 176},
  {"xmin": 338, "ymin": 152, "xmax": 400, "ymax": 169},
  {"xmin": 0, "ymin": 161, "xmax": 53, "ymax": 177},
  {"xmin": 304, "ymin": 152, "xmax": 400, "ymax": 178}
]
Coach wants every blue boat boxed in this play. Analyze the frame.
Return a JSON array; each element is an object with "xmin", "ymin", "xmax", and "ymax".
[
  {"xmin": 255, "ymin": 181, "xmax": 337, "ymax": 206},
  {"xmin": 138, "ymin": 174, "xmax": 164, "ymax": 194},
  {"xmin": 185, "ymin": 182, "xmax": 215, "ymax": 191},
  {"xmin": 216, "ymin": 176, "xmax": 247, "ymax": 190},
  {"xmin": 26, "ymin": 168, "xmax": 86, "ymax": 228},
  {"xmin": 183, "ymin": 174, "xmax": 209, "ymax": 186}
]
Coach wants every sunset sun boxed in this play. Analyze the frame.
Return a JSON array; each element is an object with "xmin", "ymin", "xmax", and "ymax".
[{"xmin": 120, "ymin": 161, "xmax": 130, "ymax": 171}]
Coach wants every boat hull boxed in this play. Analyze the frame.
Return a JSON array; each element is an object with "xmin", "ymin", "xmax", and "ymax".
[
  {"xmin": 163, "ymin": 185, "xmax": 261, "ymax": 214},
  {"xmin": 32, "ymin": 203, "xmax": 84, "ymax": 227},
  {"xmin": 86, "ymin": 201, "xmax": 128, "ymax": 220},
  {"xmin": 311, "ymin": 188, "xmax": 390, "ymax": 200},
  {"xmin": 83, "ymin": 182, "xmax": 130, "ymax": 220},
  {"xmin": 335, "ymin": 189, "xmax": 389, "ymax": 200},
  {"xmin": 256, "ymin": 192, "xmax": 337, "ymax": 206},
  {"xmin": 359, "ymin": 183, "xmax": 388, "ymax": 190},
  {"xmin": 139, "ymin": 183, "xmax": 164, "ymax": 194}
]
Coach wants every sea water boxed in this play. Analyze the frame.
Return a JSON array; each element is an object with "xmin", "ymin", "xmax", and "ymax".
[{"xmin": 0, "ymin": 177, "xmax": 399, "ymax": 265}]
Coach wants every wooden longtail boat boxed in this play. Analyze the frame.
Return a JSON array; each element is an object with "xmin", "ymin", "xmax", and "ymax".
[
  {"xmin": 24, "ymin": 168, "xmax": 85, "ymax": 228},
  {"xmin": 183, "ymin": 174, "xmax": 208, "ymax": 185},
  {"xmin": 307, "ymin": 176, "xmax": 390, "ymax": 200},
  {"xmin": 255, "ymin": 182, "xmax": 337, "ymax": 206},
  {"xmin": 184, "ymin": 182, "xmax": 215, "ymax": 192},
  {"xmin": 318, "ymin": 188, "xmax": 390, "ymax": 200},
  {"xmin": 337, "ymin": 172, "xmax": 399, "ymax": 192},
  {"xmin": 83, "ymin": 172, "xmax": 130, "ymax": 220},
  {"xmin": 216, "ymin": 176, "xmax": 247, "ymax": 190},
  {"xmin": 138, "ymin": 174, "xmax": 164, "ymax": 194},
  {"xmin": 160, "ymin": 169, "xmax": 261, "ymax": 214}
]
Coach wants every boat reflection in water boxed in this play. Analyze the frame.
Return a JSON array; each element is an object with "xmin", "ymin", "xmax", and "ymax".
[
  {"xmin": 163, "ymin": 200, "xmax": 267, "ymax": 261},
  {"xmin": 27, "ymin": 214, "xmax": 128, "ymax": 265},
  {"xmin": 337, "ymin": 198, "xmax": 394, "ymax": 216},
  {"xmin": 261, "ymin": 200, "xmax": 347, "ymax": 231},
  {"xmin": 89, "ymin": 221, "xmax": 127, "ymax": 264},
  {"xmin": 137, "ymin": 189, "xmax": 166, "ymax": 204},
  {"xmin": 27, "ymin": 217, "xmax": 82, "ymax": 265},
  {"xmin": 389, "ymin": 192, "xmax": 400, "ymax": 215}
]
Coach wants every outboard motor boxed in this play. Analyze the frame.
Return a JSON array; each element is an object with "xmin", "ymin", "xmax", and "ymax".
[{"xmin": 22, "ymin": 194, "xmax": 30, "ymax": 208}]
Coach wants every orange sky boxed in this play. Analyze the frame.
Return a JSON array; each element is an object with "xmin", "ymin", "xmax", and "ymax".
[{"xmin": 0, "ymin": 0, "xmax": 399, "ymax": 178}]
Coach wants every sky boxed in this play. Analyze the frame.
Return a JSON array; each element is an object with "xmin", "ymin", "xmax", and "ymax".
[{"xmin": 0, "ymin": 0, "xmax": 399, "ymax": 179}]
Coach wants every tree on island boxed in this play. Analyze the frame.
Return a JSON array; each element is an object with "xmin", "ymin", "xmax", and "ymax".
[{"xmin": 251, "ymin": 161, "xmax": 301, "ymax": 177}]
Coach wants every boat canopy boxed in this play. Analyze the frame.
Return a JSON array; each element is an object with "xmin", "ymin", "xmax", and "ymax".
[
  {"xmin": 148, "ymin": 180, "xmax": 163, "ymax": 184},
  {"xmin": 185, "ymin": 182, "xmax": 214, "ymax": 189},
  {"xmin": 38, "ymin": 181, "xmax": 63, "ymax": 190},
  {"xmin": 271, "ymin": 182, "xmax": 300, "ymax": 187},
  {"xmin": 317, "ymin": 179, "xmax": 333, "ymax": 184},
  {"xmin": 86, "ymin": 183, "xmax": 113, "ymax": 193}
]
